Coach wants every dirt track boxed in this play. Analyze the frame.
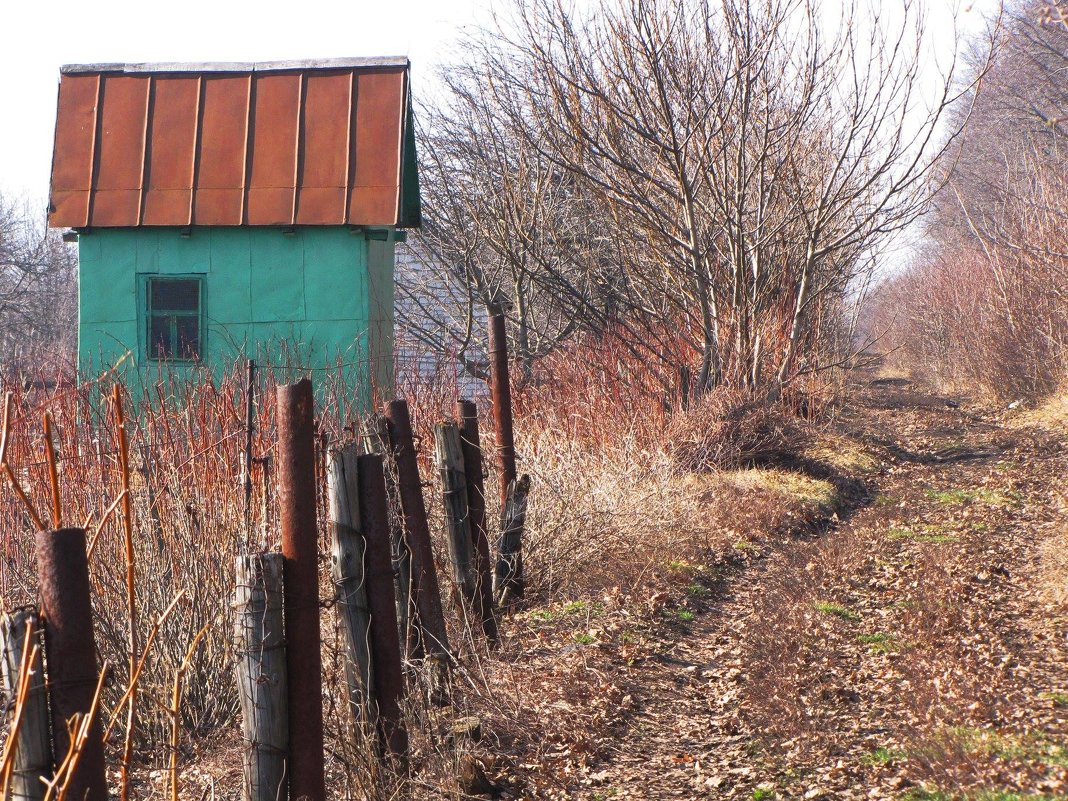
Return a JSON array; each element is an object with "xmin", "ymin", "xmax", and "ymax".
[{"xmin": 570, "ymin": 376, "xmax": 1068, "ymax": 800}]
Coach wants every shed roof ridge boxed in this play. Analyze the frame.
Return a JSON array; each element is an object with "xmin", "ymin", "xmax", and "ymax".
[{"xmin": 60, "ymin": 56, "xmax": 410, "ymax": 75}]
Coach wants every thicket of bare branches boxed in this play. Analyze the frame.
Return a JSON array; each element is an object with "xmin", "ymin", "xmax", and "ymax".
[
  {"xmin": 403, "ymin": 0, "xmax": 972, "ymax": 405},
  {"xmin": 0, "ymin": 195, "xmax": 77, "ymax": 372},
  {"xmin": 877, "ymin": 0, "xmax": 1068, "ymax": 401}
]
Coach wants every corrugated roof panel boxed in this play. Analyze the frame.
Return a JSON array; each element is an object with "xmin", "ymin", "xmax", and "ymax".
[
  {"xmin": 49, "ymin": 60, "xmax": 419, "ymax": 228},
  {"xmin": 246, "ymin": 73, "xmax": 301, "ymax": 225},
  {"xmin": 50, "ymin": 74, "xmax": 100, "ymax": 227},
  {"xmin": 296, "ymin": 71, "xmax": 351, "ymax": 225},
  {"xmin": 89, "ymin": 75, "xmax": 150, "ymax": 226},
  {"xmin": 193, "ymin": 74, "xmax": 251, "ymax": 225},
  {"xmin": 348, "ymin": 70, "xmax": 404, "ymax": 226},
  {"xmin": 142, "ymin": 76, "xmax": 200, "ymax": 225}
]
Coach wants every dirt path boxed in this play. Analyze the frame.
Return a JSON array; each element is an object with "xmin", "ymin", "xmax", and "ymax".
[{"xmin": 573, "ymin": 376, "xmax": 1068, "ymax": 800}]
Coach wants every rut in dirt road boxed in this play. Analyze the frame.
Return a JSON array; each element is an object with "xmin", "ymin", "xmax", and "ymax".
[{"xmin": 588, "ymin": 376, "xmax": 1068, "ymax": 801}]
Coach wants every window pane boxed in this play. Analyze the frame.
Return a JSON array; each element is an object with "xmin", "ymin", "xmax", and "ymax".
[
  {"xmin": 151, "ymin": 279, "xmax": 199, "ymax": 312},
  {"xmin": 175, "ymin": 316, "xmax": 201, "ymax": 360},
  {"xmin": 149, "ymin": 315, "xmax": 172, "ymax": 359}
]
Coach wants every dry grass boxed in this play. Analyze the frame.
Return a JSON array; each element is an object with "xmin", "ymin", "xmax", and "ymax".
[
  {"xmin": 0, "ymin": 352, "xmax": 854, "ymax": 799},
  {"xmin": 665, "ymin": 387, "xmax": 810, "ymax": 473}
]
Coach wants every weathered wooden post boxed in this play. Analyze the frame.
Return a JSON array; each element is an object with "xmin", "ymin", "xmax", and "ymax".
[
  {"xmin": 276, "ymin": 378, "xmax": 326, "ymax": 801},
  {"xmin": 487, "ymin": 309, "xmax": 517, "ymax": 509},
  {"xmin": 364, "ymin": 415, "xmax": 413, "ymax": 655},
  {"xmin": 455, "ymin": 400, "xmax": 499, "ymax": 644},
  {"xmin": 495, "ymin": 476, "xmax": 531, "ymax": 605},
  {"xmin": 34, "ymin": 527, "xmax": 107, "ymax": 801},
  {"xmin": 326, "ymin": 444, "xmax": 376, "ymax": 730},
  {"xmin": 0, "ymin": 609, "xmax": 51, "ymax": 801},
  {"xmin": 357, "ymin": 454, "xmax": 409, "ymax": 763},
  {"xmin": 434, "ymin": 422, "xmax": 478, "ymax": 613},
  {"xmin": 382, "ymin": 400, "xmax": 451, "ymax": 664},
  {"xmin": 234, "ymin": 553, "xmax": 288, "ymax": 801}
]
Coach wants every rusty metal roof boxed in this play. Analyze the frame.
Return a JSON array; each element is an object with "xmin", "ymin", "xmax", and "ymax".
[{"xmin": 48, "ymin": 58, "xmax": 420, "ymax": 229}]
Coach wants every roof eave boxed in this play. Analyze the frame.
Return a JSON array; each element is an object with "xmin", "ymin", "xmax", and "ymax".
[{"xmin": 60, "ymin": 56, "xmax": 410, "ymax": 75}]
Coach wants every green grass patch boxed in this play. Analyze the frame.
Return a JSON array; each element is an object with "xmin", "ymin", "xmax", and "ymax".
[
  {"xmin": 888, "ymin": 526, "xmax": 959, "ymax": 544},
  {"xmin": 814, "ymin": 601, "xmax": 861, "ymax": 622},
  {"xmin": 686, "ymin": 582, "xmax": 710, "ymax": 598},
  {"xmin": 675, "ymin": 609, "xmax": 695, "ymax": 623},
  {"xmin": 666, "ymin": 558, "xmax": 701, "ymax": 574},
  {"xmin": 529, "ymin": 600, "xmax": 605, "ymax": 623},
  {"xmin": 861, "ymin": 746, "xmax": 905, "ymax": 765},
  {"xmin": 858, "ymin": 632, "xmax": 901, "ymax": 654},
  {"xmin": 942, "ymin": 726, "xmax": 1068, "ymax": 768},
  {"xmin": 752, "ymin": 789, "xmax": 776, "ymax": 801},
  {"xmin": 902, "ymin": 790, "xmax": 1066, "ymax": 801},
  {"xmin": 573, "ymin": 632, "xmax": 596, "ymax": 645},
  {"xmin": 874, "ymin": 493, "xmax": 897, "ymax": 507},
  {"xmin": 923, "ymin": 488, "xmax": 1022, "ymax": 508},
  {"xmin": 1040, "ymin": 690, "xmax": 1068, "ymax": 707}
]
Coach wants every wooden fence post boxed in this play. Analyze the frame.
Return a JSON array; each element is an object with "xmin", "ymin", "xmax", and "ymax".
[
  {"xmin": 357, "ymin": 454, "xmax": 409, "ymax": 764},
  {"xmin": 276, "ymin": 378, "xmax": 326, "ymax": 801},
  {"xmin": 326, "ymin": 444, "xmax": 376, "ymax": 731},
  {"xmin": 364, "ymin": 415, "xmax": 413, "ymax": 656},
  {"xmin": 382, "ymin": 400, "xmax": 451, "ymax": 667},
  {"xmin": 34, "ymin": 528, "xmax": 107, "ymax": 801},
  {"xmin": 495, "ymin": 476, "xmax": 531, "ymax": 605},
  {"xmin": 434, "ymin": 422, "xmax": 478, "ymax": 614},
  {"xmin": 456, "ymin": 400, "xmax": 499, "ymax": 644},
  {"xmin": 234, "ymin": 553, "xmax": 288, "ymax": 801},
  {"xmin": 1, "ymin": 609, "xmax": 51, "ymax": 801}
]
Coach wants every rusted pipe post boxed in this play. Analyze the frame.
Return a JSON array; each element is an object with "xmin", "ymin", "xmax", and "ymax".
[
  {"xmin": 1, "ymin": 609, "xmax": 51, "ymax": 801},
  {"xmin": 488, "ymin": 309, "xmax": 517, "ymax": 510},
  {"xmin": 34, "ymin": 528, "xmax": 106, "ymax": 801},
  {"xmin": 357, "ymin": 454, "xmax": 409, "ymax": 764},
  {"xmin": 434, "ymin": 422, "xmax": 477, "ymax": 611},
  {"xmin": 326, "ymin": 444, "xmax": 376, "ymax": 730},
  {"xmin": 382, "ymin": 400, "xmax": 450, "ymax": 664},
  {"xmin": 276, "ymin": 378, "xmax": 325, "ymax": 801},
  {"xmin": 456, "ymin": 400, "xmax": 499, "ymax": 644},
  {"xmin": 234, "ymin": 553, "xmax": 288, "ymax": 801}
]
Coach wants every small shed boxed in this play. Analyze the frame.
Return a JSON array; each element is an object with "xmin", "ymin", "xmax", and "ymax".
[{"xmin": 48, "ymin": 57, "xmax": 420, "ymax": 396}]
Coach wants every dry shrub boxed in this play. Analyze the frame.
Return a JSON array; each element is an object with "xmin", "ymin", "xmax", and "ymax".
[{"xmin": 665, "ymin": 387, "xmax": 809, "ymax": 472}]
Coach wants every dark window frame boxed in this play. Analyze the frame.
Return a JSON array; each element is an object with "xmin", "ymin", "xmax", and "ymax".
[{"xmin": 144, "ymin": 276, "xmax": 205, "ymax": 362}]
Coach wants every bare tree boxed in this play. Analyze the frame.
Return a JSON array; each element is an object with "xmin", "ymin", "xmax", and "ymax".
[
  {"xmin": 404, "ymin": 0, "xmax": 980, "ymax": 401},
  {"xmin": 0, "ymin": 195, "xmax": 78, "ymax": 372}
]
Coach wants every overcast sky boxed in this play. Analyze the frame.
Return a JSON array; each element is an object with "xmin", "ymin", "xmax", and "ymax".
[
  {"xmin": 1, "ymin": 0, "xmax": 997, "ymax": 211},
  {"xmin": 0, "ymin": 0, "xmax": 489, "ymax": 205}
]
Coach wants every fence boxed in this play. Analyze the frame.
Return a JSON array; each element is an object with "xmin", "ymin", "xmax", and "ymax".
[{"xmin": 0, "ymin": 312, "xmax": 529, "ymax": 800}]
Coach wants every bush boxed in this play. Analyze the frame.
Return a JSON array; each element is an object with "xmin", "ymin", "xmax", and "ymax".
[{"xmin": 665, "ymin": 388, "xmax": 809, "ymax": 472}]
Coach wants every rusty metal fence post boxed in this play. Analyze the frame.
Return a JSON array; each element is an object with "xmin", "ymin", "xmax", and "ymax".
[
  {"xmin": 456, "ymin": 400, "xmax": 499, "ymax": 644},
  {"xmin": 487, "ymin": 310, "xmax": 517, "ymax": 511},
  {"xmin": 234, "ymin": 553, "xmax": 288, "ymax": 801},
  {"xmin": 276, "ymin": 378, "xmax": 325, "ymax": 801},
  {"xmin": 1, "ymin": 609, "xmax": 51, "ymax": 801},
  {"xmin": 357, "ymin": 454, "xmax": 409, "ymax": 764},
  {"xmin": 34, "ymin": 528, "xmax": 107, "ymax": 801}
]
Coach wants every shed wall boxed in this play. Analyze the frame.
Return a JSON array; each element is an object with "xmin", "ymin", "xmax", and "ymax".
[{"xmin": 78, "ymin": 227, "xmax": 392, "ymax": 399}]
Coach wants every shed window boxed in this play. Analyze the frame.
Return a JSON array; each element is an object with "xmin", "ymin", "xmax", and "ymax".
[{"xmin": 146, "ymin": 277, "xmax": 203, "ymax": 361}]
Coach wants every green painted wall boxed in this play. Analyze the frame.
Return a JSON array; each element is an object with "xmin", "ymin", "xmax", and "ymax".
[{"xmin": 78, "ymin": 226, "xmax": 396, "ymax": 402}]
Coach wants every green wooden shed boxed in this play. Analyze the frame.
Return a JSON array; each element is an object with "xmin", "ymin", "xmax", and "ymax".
[{"xmin": 47, "ymin": 57, "xmax": 420, "ymax": 397}]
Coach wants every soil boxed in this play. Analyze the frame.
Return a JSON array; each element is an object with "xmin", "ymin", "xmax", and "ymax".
[{"xmin": 475, "ymin": 375, "xmax": 1068, "ymax": 800}]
